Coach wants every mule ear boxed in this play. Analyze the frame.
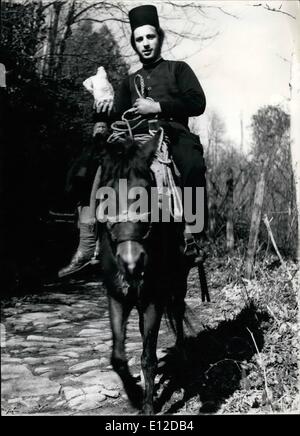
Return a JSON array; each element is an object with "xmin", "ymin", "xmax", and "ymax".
[{"xmin": 142, "ymin": 129, "xmax": 161, "ymax": 164}]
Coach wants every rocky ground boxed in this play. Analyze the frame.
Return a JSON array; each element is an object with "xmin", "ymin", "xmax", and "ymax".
[
  {"xmin": 1, "ymin": 251, "xmax": 299, "ymax": 416},
  {"xmin": 1, "ymin": 269, "xmax": 203, "ymax": 415}
]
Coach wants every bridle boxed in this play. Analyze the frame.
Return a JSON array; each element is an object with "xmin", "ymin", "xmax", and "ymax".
[
  {"xmin": 103, "ymin": 161, "xmax": 157, "ymax": 246},
  {"xmin": 105, "ymin": 210, "xmax": 153, "ymax": 245},
  {"xmin": 104, "ymin": 207, "xmax": 152, "ymax": 295}
]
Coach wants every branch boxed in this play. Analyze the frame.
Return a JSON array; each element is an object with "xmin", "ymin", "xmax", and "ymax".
[
  {"xmin": 167, "ymin": 1, "xmax": 239, "ymax": 19},
  {"xmin": 167, "ymin": 2, "xmax": 205, "ymax": 10},
  {"xmin": 167, "ymin": 28, "xmax": 219, "ymax": 42},
  {"xmin": 37, "ymin": 52, "xmax": 103, "ymax": 65},
  {"xmin": 72, "ymin": 1, "xmax": 128, "ymax": 22},
  {"xmin": 177, "ymin": 43, "xmax": 210, "ymax": 62},
  {"xmin": 250, "ymin": 2, "xmax": 296, "ymax": 19},
  {"xmin": 72, "ymin": 1, "xmax": 108, "ymax": 22},
  {"xmin": 40, "ymin": 1, "xmax": 63, "ymax": 12},
  {"xmin": 264, "ymin": 3, "xmax": 296, "ymax": 19},
  {"xmin": 202, "ymin": 5, "xmax": 239, "ymax": 19},
  {"xmin": 75, "ymin": 17, "xmax": 128, "ymax": 25},
  {"xmin": 276, "ymin": 53, "xmax": 292, "ymax": 64}
]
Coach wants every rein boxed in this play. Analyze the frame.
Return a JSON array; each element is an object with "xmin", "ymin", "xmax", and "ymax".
[
  {"xmin": 108, "ymin": 74, "xmax": 152, "ymax": 143},
  {"xmin": 106, "ymin": 211, "xmax": 151, "ymax": 224}
]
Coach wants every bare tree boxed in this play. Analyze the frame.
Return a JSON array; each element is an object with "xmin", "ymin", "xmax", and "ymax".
[
  {"xmin": 34, "ymin": 0, "xmax": 237, "ymax": 78},
  {"xmin": 206, "ymin": 111, "xmax": 226, "ymax": 172},
  {"xmin": 245, "ymin": 105, "xmax": 290, "ymax": 278},
  {"xmin": 250, "ymin": 1, "xmax": 299, "ymax": 262}
]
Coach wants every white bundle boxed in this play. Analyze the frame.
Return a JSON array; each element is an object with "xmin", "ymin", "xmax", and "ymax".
[{"xmin": 83, "ymin": 66, "xmax": 114, "ymax": 110}]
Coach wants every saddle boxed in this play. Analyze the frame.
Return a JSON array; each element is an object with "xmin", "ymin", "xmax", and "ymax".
[
  {"xmin": 90, "ymin": 119, "xmax": 183, "ymax": 221},
  {"xmin": 148, "ymin": 123, "xmax": 183, "ymax": 221}
]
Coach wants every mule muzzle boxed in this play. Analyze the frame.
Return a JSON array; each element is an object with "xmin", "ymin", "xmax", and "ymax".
[{"xmin": 116, "ymin": 241, "xmax": 146, "ymax": 280}]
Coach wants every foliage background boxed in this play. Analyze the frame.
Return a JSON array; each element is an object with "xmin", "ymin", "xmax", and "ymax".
[
  {"xmin": 0, "ymin": 0, "xmax": 297, "ymax": 286},
  {"xmin": 0, "ymin": 1, "xmax": 129, "ymax": 290}
]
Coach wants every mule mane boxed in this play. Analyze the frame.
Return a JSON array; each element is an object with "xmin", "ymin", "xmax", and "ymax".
[{"xmin": 100, "ymin": 137, "xmax": 153, "ymax": 185}]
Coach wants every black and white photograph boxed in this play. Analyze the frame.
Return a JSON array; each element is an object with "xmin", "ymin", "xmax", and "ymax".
[{"xmin": 1, "ymin": 0, "xmax": 299, "ymax": 418}]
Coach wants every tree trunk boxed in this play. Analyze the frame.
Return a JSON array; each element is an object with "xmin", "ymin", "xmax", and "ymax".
[
  {"xmin": 245, "ymin": 159, "xmax": 269, "ymax": 278},
  {"xmin": 226, "ymin": 168, "xmax": 234, "ymax": 251},
  {"xmin": 47, "ymin": 1, "xmax": 63, "ymax": 78},
  {"xmin": 54, "ymin": 0, "xmax": 76, "ymax": 79},
  {"xmin": 0, "ymin": 63, "xmax": 6, "ymax": 88},
  {"xmin": 206, "ymin": 177, "xmax": 216, "ymax": 237},
  {"xmin": 208, "ymin": 203, "xmax": 217, "ymax": 237}
]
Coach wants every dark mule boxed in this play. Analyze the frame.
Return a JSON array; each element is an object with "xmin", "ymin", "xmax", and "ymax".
[{"xmin": 97, "ymin": 130, "xmax": 193, "ymax": 414}]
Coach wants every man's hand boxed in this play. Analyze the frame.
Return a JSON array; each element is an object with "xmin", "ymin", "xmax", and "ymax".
[
  {"xmin": 133, "ymin": 98, "xmax": 161, "ymax": 115},
  {"xmin": 95, "ymin": 98, "xmax": 114, "ymax": 115}
]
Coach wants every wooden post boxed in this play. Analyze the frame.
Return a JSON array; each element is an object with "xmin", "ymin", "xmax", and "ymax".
[
  {"xmin": 226, "ymin": 167, "xmax": 234, "ymax": 251},
  {"xmin": 245, "ymin": 158, "xmax": 269, "ymax": 279},
  {"xmin": 263, "ymin": 214, "xmax": 292, "ymax": 280},
  {"xmin": 198, "ymin": 262, "xmax": 210, "ymax": 302}
]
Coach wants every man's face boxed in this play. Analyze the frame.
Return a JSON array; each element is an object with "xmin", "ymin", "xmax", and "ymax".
[
  {"xmin": 133, "ymin": 25, "xmax": 160, "ymax": 63},
  {"xmin": 93, "ymin": 122, "xmax": 108, "ymax": 137}
]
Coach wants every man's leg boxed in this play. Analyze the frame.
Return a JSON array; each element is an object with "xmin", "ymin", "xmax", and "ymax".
[
  {"xmin": 58, "ymin": 206, "xmax": 99, "ymax": 278},
  {"xmin": 169, "ymin": 130, "xmax": 208, "ymax": 262}
]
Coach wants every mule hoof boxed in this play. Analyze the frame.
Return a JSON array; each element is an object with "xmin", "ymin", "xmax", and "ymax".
[{"xmin": 126, "ymin": 384, "xmax": 143, "ymax": 410}]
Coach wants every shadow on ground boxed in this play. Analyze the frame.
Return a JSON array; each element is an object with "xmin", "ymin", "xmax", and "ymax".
[{"xmin": 155, "ymin": 302, "xmax": 269, "ymax": 414}]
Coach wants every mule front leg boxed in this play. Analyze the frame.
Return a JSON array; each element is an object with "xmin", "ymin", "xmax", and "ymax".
[
  {"xmin": 109, "ymin": 296, "xmax": 130, "ymax": 366},
  {"xmin": 139, "ymin": 303, "xmax": 162, "ymax": 415},
  {"xmin": 173, "ymin": 272, "xmax": 189, "ymax": 356},
  {"xmin": 108, "ymin": 296, "xmax": 142, "ymax": 409},
  {"xmin": 174, "ymin": 299, "xmax": 186, "ymax": 351}
]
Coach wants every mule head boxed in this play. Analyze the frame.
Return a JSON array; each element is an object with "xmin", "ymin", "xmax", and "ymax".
[{"xmin": 100, "ymin": 129, "xmax": 161, "ymax": 285}]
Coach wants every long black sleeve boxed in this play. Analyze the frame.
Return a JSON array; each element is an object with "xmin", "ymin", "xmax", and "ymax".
[
  {"xmin": 159, "ymin": 61, "xmax": 206, "ymax": 118},
  {"xmin": 114, "ymin": 77, "xmax": 132, "ymax": 119},
  {"xmin": 112, "ymin": 60, "xmax": 206, "ymax": 126}
]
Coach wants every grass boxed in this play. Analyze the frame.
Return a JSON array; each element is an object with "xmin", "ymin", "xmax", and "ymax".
[{"xmin": 180, "ymin": 239, "xmax": 299, "ymax": 414}]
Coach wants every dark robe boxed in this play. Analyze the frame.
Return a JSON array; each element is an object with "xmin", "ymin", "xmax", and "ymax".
[{"xmin": 114, "ymin": 58, "xmax": 208, "ymax": 229}]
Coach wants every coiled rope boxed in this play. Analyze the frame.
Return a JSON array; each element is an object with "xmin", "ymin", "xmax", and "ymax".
[{"xmin": 107, "ymin": 74, "xmax": 152, "ymax": 143}]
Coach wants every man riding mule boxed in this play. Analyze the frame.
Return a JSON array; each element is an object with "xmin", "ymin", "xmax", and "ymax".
[
  {"xmin": 57, "ymin": 4, "xmax": 209, "ymax": 415},
  {"xmin": 58, "ymin": 4, "xmax": 208, "ymax": 277}
]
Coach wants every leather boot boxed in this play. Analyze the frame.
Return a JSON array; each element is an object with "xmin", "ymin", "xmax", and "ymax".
[
  {"xmin": 90, "ymin": 238, "xmax": 101, "ymax": 265},
  {"xmin": 58, "ymin": 222, "xmax": 97, "ymax": 278}
]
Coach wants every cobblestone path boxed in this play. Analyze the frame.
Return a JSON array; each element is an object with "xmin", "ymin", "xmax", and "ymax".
[{"xmin": 1, "ymin": 268, "xmax": 246, "ymax": 416}]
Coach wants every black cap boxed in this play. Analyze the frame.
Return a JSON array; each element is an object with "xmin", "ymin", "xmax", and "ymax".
[{"xmin": 129, "ymin": 5, "xmax": 159, "ymax": 32}]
